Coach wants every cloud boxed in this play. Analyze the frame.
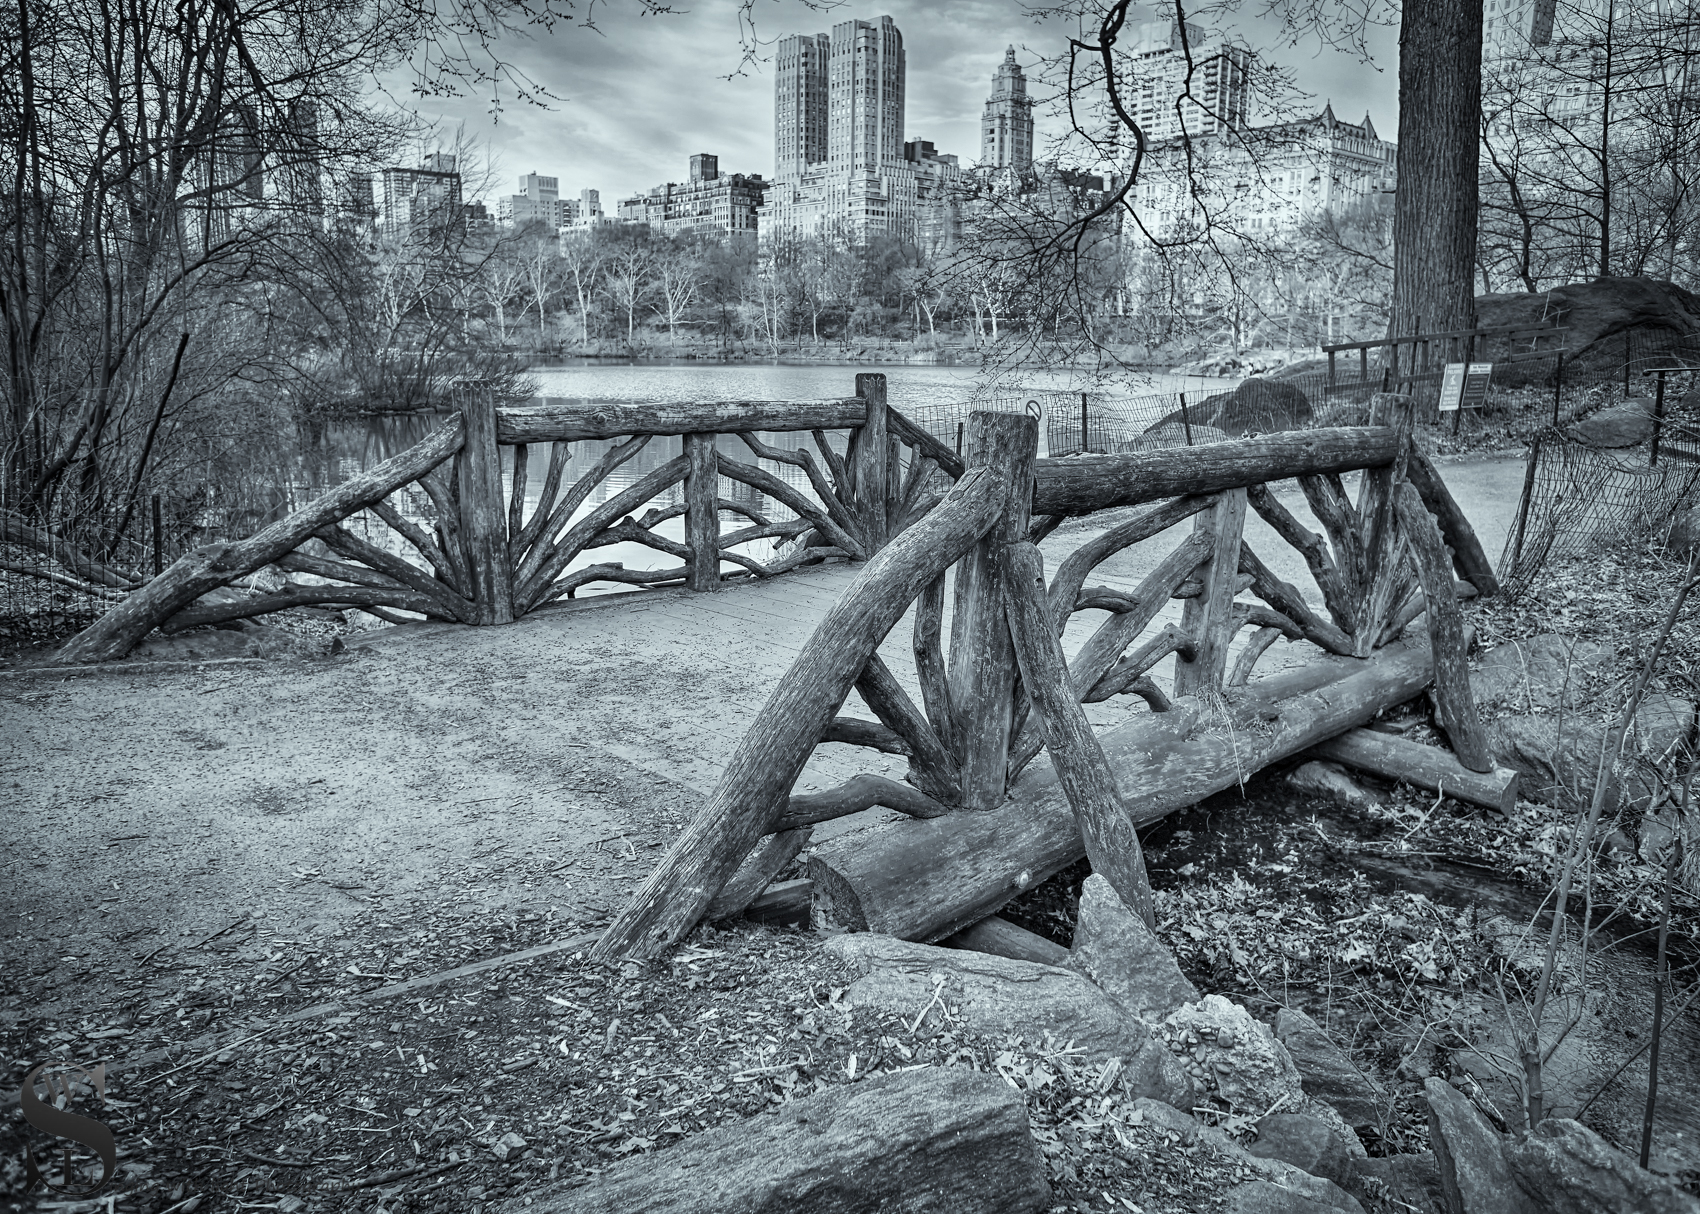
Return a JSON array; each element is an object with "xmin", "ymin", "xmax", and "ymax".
[{"xmin": 395, "ymin": 0, "xmax": 1401, "ymax": 206}]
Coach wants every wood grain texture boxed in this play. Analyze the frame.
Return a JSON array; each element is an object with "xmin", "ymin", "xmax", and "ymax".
[
  {"xmin": 369, "ymin": 497, "xmax": 462, "ymax": 594},
  {"xmin": 855, "ymin": 654, "xmax": 961, "ymax": 804},
  {"xmin": 1352, "ymin": 395, "xmax": 1415, "ymax": 656},
  {"xmin": 1309, "ymin": 728, "xmax": 1516, "ymax": 813},
  {"xmin": 1406, "ymin": 446, "xmax": 1500, "ymax": 597},
  {"xmin": 1227, "ymin": 625, "xmax": 1285, "ymax": 687},
  {"xmin": 808, "ymin": 635, "xmax": 1440, "ymax": 943},
  {"xmin": 703, "ymin": 829, "xmax": 812, "ymax": 921},
  {"xmin": 1238, "ymin": 543, "xmax": 1356, "ymax": 656},
  {"xmin": 716, "ymin": 453, "xmax": 865, "ymax": 560},
  {"xmin": 822, "ymin": 717, "xmax": 911, "ymax": 754},
  {"xmin": 1174, "ymin": 489, "xmax": 1247, "ymax": 697},
  {"xmin": 1032, "ymin": 427, "xmax": 1399, "ymax": 517},
  {"xmin": 56, "ymin": 417, "xmax": 465, "ymax": 663},
  {"xmin": 1004, "ymin": 541, "xmax": 1156, "ymax": 928},
  {"xmin": 912, "ymin": 572, "xmax": 956, "ymax": 762},
  {"xmin": 847, "ymin": 373, "xmax": 891, "ymax": 551},
  {"xmin": 1046, "ymin": 494, "xmax": 1216, "ymax": 634},
  {"xmin": 591, "ymin": 465, "xmax": 1006, "ymax": 959},
  {"xmin": 684, "ymin": 433, "xmax": 720, "ymax": 593},
  {"xmin": 941, "ymin": 915, "xmax": 1070, "ymax": 966},
  {"xmin": 517, "ymin": 456, "xmax": 689, "ymax": 609},
  {"xmin": 1393, "ymin": 482, "xmax": 1493, "ymax": 772},
  {"xmin": 887, "ymin": 405, "xmax": 967, "ymax": 481},
  {"xmin": 777, "ymin": 774, "xmax": 953, "ymax": 830},
  {"xmin": 510, "ymin": 440, "xmax": 572, "ymax": 564},
  {"xmin": 498, "ymin": 398, "xmax": 866, "ymax": 444},
  {"xmin": 1246, "ymin": 482, "xmax": 1357, "ymax": 634},
  {"xmin": 456, "ymin": 387, "xmax": 514, "ymax": 625},
  {"xmin": 947, "ymin": 412, "xmax": 1039, "ymax": 810}
]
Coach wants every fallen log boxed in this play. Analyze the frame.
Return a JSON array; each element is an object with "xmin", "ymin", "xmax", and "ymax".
[
  {"xmin": 704, "ymin": 829, "xmax": 811, "ymax": 921},
  {"xmin": 808, "ymin": 635, "xmax": 1439, "ymax": 944},
  {"xmin": 524, "ymin": 1066, "xmax": 1049, "ymax": 1214},
  {"xmin": 776, "ymin": 774, "xmax": 951, "ymax": 831},
  {"xmin": 743, "ymin": 879, "xmax": 812, "ymax": 926},
  {"xmin": 1307, "ymin": 728, "xmax": 1519, "ymax": 815},
  {"xmin": 941, "ymin": 915, "xmax": 1069, "ymax": 966}
]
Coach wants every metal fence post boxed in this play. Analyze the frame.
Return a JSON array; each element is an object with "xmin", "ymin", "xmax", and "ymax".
[
  {"xmin": 1651, "ymin": 370, "xmax": 1667, "ymax": 467},
  {"xmin": 1080, "ymin": 392, "xmax": 1089, "ymax": 455},
  {"xmin": 152, "ymin": 494, "xmax": 164, "ymax": 577},
  {"xmin": 1178, "ymin": 392, "xmax": 1194, "ymax": 445},
  {"xmin": 1552, "ymin": 352, "xmax": 1564, "ymax": 427}
]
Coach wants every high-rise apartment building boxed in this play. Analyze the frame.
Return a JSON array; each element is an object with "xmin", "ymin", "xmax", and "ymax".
[
  {"xmin": 760, "ymin": 15, "xmax": 963, "ymax": 242},
  {"xmin": 1129, "ymin": 21, "xmax": 1251, "ymax": 141},
  {"xmin": 615, "ymin": 154, "xmax": 767, "ymax": 236},
  {"xmin": 377, "ymin": 155, "xmax": 463, "ymax": 236},
  {"xmin": 981, "ymin": 47, "xmax": 1034, "ymax": 172},
  {"xmin": 499, "ymin": 172, "xmax": 564, "ymax": 227}
]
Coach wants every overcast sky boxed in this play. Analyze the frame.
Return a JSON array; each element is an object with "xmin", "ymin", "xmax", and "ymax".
[{"xmin": 399, "ymin": 0, "xmax": 1400, "ymax": 206}]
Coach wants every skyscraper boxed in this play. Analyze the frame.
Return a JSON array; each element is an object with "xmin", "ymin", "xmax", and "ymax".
[
  {"xmin": 1129, "ymin": 21, "xmax": 1251, "ymax": 141},
  {"xmin": 981, "ymin": 47, "xmax": 1034, "ymax": 172},
  {"xmin": 761, "ymin": 15, "xmax": 961, "ymax": 241}
]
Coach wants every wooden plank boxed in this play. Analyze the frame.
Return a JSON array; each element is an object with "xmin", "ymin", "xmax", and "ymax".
[
  {"xmin": 684, "ymin": 433, "xmax": 720, "ymax": 593},
  {"xmin": 457, "ymin": 386, "xmax": 515, "ymax": 625},
  {"xmin": 497, "ymin": 398, "xmax": 866, "ymax": 444},
  {"xmin": 1309, "ymin": 728, "xmax": 1517, "ymax": 814},
  {"xmin": 1003, "ymin": 541, "xmax": 1156, "ymax": 928},
  {"xmin": 1032, "ymin": 427, "xmax": 1398, "ymax": 518},
  {"xmin": 1173, "ymin": 488, "xmax": 1247, "ymax": 697},
  {"xmin": 591, "ymin": 465, "xmax": 1008, "ymax": 959},
  {"xmin": 1394, "ymin": 482, "xmax": 1493, "ymax": 772},
  {"xmin": 947, "ymin": 412, "xmax": 1039, "ymax": 810}
]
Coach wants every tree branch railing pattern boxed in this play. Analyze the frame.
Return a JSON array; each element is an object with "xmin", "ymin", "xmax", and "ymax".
[
  {"xmin": 54, "ymin": 374, "xmax": 962, "ymax": 664},
  {"xmin": 593, "ymin": 396, "xmax": 1502, "ymax": 959}
]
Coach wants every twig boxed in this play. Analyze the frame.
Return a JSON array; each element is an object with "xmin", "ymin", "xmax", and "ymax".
[
  {"xmin": 244, "ymin": 1151, "xmax": 315, "ymax": 1168},
  {"xmin": 318, "ymin": 1158, "xmax": 465, "ymax": 1194},
  {"xmin": 139, "ymin": 1026, "xmax": 281, "ymax": 1084},
  {"xmin": 191, "ymin": 917, "xmax": 250, "ymax": 950}
]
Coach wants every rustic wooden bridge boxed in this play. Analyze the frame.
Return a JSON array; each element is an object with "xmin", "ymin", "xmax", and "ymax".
[{"xmin": 54, "ymin": 374, "xmax": 1513, "ymax": 961}]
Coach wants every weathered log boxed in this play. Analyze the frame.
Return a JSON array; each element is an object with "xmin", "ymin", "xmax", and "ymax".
[
  {"xmin": 684, "ymin": 433, "xmax": 720, "ymax": 593},
  {"xmin": 457, "ymin": 387, "xmax": 514, "ymax": 625},
  {"xmin": 941, "ymin": 915, "xmax": 1069, "ymax": 966},
  {"xmin": 1352, "ymin": 396, "xmax": 1415, "ymax": 656},
  {"xmin": 1046, "ymin": 494, "xmax": 1216, "ymax": 633},
  {"xmin": 776, "ymin": 774, "xmax": 953, "ymax": 831},
  {"xmin": 416, "ymin": 460, "xmax": 473, "ymax": 593},
  {"xmin": 159, "ymin": 585, "xmax": 449, "ymax": 631},
  {"xmin": 744, "ymin": 879, "xmax": 812, "ymax": 926},
  {"xmin": 1246, "ymin": 482, "xmax": 1358, "ymax": 634},
  {"xmin": 1382, "ymin": 578, "xmax": 1478, "ymax": 640},
  {"xmin": 507, "ymin": 442, "xmax": 529, "ymax": 542},
  {"xmin": 1308, "ymin": 728, "xmax": 1518, "ymax": 814},
  {"xmin": 813, "ymin": 429, "xmax": 851, "ymax": 499},
  {"xmin": 513, "ymin": 433, "xmax": 652, "ymax": 590},
  {"xmin": 1085, "ymin": 624, "xmax": 1195, "ymax": 704},
  {"xmin": 887, "ymin": 405, "xmax": 967, "ymax": 480},
  {"xmin": 585, "ymin": 519, "xmax": 692, "ymax": 559},
  {"xmin": 497, "ymin": 397, "xmax": 867, "ymax": 444},
  {"xmin": 317, "ymin": 523, "xmax": 474, "ymax": 617},
  {"xmin": 526, "ymin": 1067, "xmax": 1049, "ymax": 1214},
  {"xmin": 717, "ymin": 518, "xmax": 812, "ymax": 550},
  {"xmin": 1169, "ymin": 570, "xmax": 1255, "ymax": 600},
  {"xmin": 758, "ymin": 543, "xmax": 853, "ymax": 578},
  {"xmin": 273, "ymin": 548, "xmax": 412, "ymax": 594},
  {"xmin": 854, "ymin": 654, "xmax": 961, "ymax": 803},
  {"xmin": 737, "ymin": 430, "xmax": 858, "ymax": 541},
  {"xmin": 510, "ymin": 440, "xmax": 571, "ymax": 563},
  {"xmin": 1228, "ymin": 625, "xmax": 1285, "ymax": 687},
  {"xmin": 716, "ymin": 452, "xmax": 865, "ymax": 560},
  {"xmin": 518, "ymin": 455, "xmax": 689, "ymax": 609},
  {"xmin": 703, "ymin": 829, "xmax": 812, "ymax": 921},
  {"xmin": 1298, "ymin": 472, "xmax": 1365, "ymax": 604},
  {"xmin": 591, "ymin": 465, "xmax": 1008, "ymax": 959},
  {"xmin": 822, "ymin": 716, "xmax": 911, "ymax": 754},
  {"xmin": 369, "ymin": 497, "xmax": 462, "ymax": 594},
  {"xmin": 0, "ymin": 511, "xmax": 140, "ymax": 588},
  {"xmin": 912, "ymin": 572, "xmax": 956, "ymax": 761},
  {"xmin": 1032, "ymin": 426, "xmax": 1399, "ymax": 517},
  {"xmin": 533, "ymin": 562, "xmax": 691, "ymax": 604},
  {"xmin": 1175, "ymin": 488, "xmax": 1247, "ymax": 697},
  {"xmin": 948, "ymin": 412, "xmax": 1039, "ymax": 810},
  {"xmin": 55, "ymin": 417, "xmax": 465, "ymax": 663},
  {"xmin": 808, "ymin": 635, "xmax": 1440, "ymax": 943},
  {"xmin": 1393, "ymin": 482, "xmax": 1493, "ymax": 772},
  {"xmin": 1406, "ymin": 446, "xmax": 1499, "ymax": 597},
  {"xmin": 1121, "ymin": 677, "xmax": 1172, "ymax": 712},
  {"xmin": 845, "ymin": 373, "xmax": 891, "ymax": 551},
  {"xmin": 643, "ymin": 496, "xmax": 769, "ymax": 530},
  {"xmin": 0, "ymin": 560, "xmax": 128, "ymax": 598},
  {"xmin": 1239, "ymin": 542, "xmax": 1355, "ymax": 656},
  {"xmin": 1003, "ymin": 541, "xmax": 1156, "ymax": 928}
]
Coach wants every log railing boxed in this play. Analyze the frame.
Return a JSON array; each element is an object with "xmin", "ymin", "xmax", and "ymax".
[
  {"xmin": 54, "ymin": 374, "xmax": 956, "ymax": 664},
  {"xmin": 594, "ymin": 394, "xmax": 1504, "ymax": 958}
]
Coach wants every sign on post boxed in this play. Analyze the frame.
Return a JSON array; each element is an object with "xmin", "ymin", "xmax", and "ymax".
[
  {"xmin": 1439, "ymin": 362, "xmax": 1494, "ymax": 412},
  {"xmin": 1439, "ymin": 363, "xmax": 1467, "ymax": 412}
]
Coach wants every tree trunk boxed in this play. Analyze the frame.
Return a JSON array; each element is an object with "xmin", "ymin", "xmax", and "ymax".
[{"xmin": 1392, "ymin": 0, "xmax": 1484, "ymax": 337}]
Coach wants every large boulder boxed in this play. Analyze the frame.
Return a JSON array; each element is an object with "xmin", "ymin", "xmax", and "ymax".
[
  {"xmin": 1486, "ymin": 692, "xmax": 1695, "ymax": 815},
  {"xmin": 1142, "ymin": 378, "xmax": 1314, "ymax": 439},
  {"xmin": 1132, "ymin": 1099, "xmax": 1365, "ymax": 1213},
  {"xmin": 1247, "ymin": 1112, "xmax": 1363, "ymax": 1193},
  {"xmin": 1067, "ymin": 874, "xmax": 1199, "ymax": 1021},
  {"xmin": 1272, "ymin": 1007, "xmax": 1385, "ymax": 1129},
  {"xmin": 1505, "ymin": 1118, "xmax": 1700, "ymax": 1214},
  {"xmin": 1425, "ymin": 1078, "xmax": 1540, "ymax": 1214},
  {"xmin": 1565, "ymin": 399, "xmax": 1658, "ymax": 449},
  {"xmin": 1353, "ymin": 1152, "xmax": 1445, "ymax": 1214},
  {"xmin": 1161, "ymin": 995, "xmax": 1306, "ymax": 1114},
  {"xmin": 515, "ymin": 1066, "xmax": 1051, "ymax": 1214},
  {"xmin": 823, "ymin": 933, "xmax": 1194, "ymax": 1105},
  {"xmin": 1469, "ymin": 635, "xmax": 1613, "ymax": 714},
  {"xmin": 1474, "ymin": 277, "xmax": 1700, "ymax": 371}
]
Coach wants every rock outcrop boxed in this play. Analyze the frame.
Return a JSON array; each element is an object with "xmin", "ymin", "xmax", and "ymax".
[
  {"xmin": 1272, "ymin": 1007, "xmax": 1385, "ymax": 1129},
  {"xmin": 1067, "ymin": 874, "xmax": 1199, "ymax": 1021},
  {"xmin": 1474, "ymin": 277, "xmax": 1700, "ymax": 370}
]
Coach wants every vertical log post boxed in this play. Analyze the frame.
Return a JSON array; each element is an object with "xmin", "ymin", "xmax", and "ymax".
[
  {"xmin": 1394, "ymin": 482, "xmax": 1494, "ymax": 772},
  {"xmin": 457, "ymin": 384, "xmax": 514, "ymax": 625},
  {"xmin": 684, "ymin": 433, "xmax": 720, "ymax": 592},
  {"xmin": 1003, "ymin": 541, "xmax": 1156, "ymax": 929},
  {"xmin": 1352, "ymin": 392, "xmax": 1415, "ymax": 656},
  {"xmin": 848, "ymin": 373, "xmax": 891, "ymax": 553},
  {"xmin": 1174, "ymin": 488, "xmax": 1248, "ymax": 696},
  {"xmin": 948, "ymin": 411, "xmax": 1038, "ymax": 809}
]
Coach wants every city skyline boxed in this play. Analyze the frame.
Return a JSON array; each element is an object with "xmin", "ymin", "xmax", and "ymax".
[{"xmin": 402, "ymin": 0, "xmax": 1398, "ymax": 206}]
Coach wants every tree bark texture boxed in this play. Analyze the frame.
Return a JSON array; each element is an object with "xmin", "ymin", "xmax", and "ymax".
[
  {"xmin": 1173, "ymin": 489, "xmax": 1248, "ymax": 697},
  {"xmin": 948, "ymin": 412, "xmax": 1039, "ymax": 810},
  {"xmin": 591, "ymin": 465, "xmax": 1009, "ymax": 960},
  {"xmin": 808, "ymin": 635, "xmax": 1439, "ymax": 944},
  {"xmin": 456, "ymin": 386, "xmax": 514, "ymax": 625},
  {"xmin": 1391, "ymin": 0, "xmax": 1484, "ymax": 339},
  {"xmin": 498, "ymin": 398, "xmax": 866, "ymax": 444},
  {"xmin": 684, "ymin": 433, "xmax": 720, "ymax": 593},
  {"xmin": 847, "ymin": 373, "xmax": 892, "ymax": 552},
  {"xmin": 941, "ymin": 915, "xmax": 1070, "ymax": 966},
  {"xmin": 1405, "ymin": 447, "xmax": 1499, "ymax": 597},
  {"xmin": 702, "ymin": 828, "xmax": 812, "ymax": 922},
  {"xmin": 1032, "ymin": 428, "xmax": 1398, "ymax": 518},
  {"xmin": 55, "ymin": 417, "xmax": 465, "ymax": 663},
  {"xmin": 1003, "ymin": 541, "xmax": 1156, "ymax": 929},
  {"xmin": 1308, "ymin": 729, "xmax": 1517, "ymax": 814}
]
